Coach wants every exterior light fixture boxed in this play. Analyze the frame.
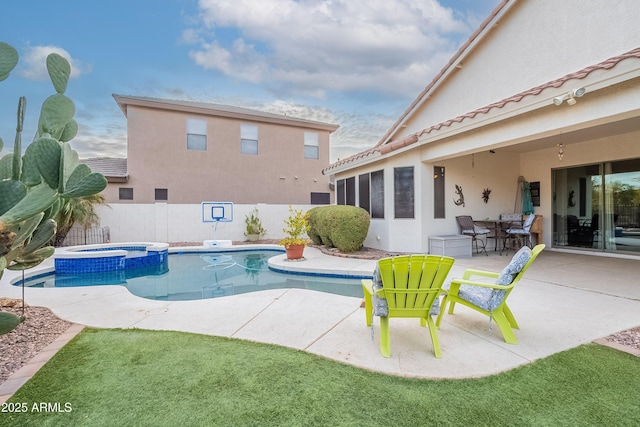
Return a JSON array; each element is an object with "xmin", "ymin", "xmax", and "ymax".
[
  {"xmin": 572, "ymin": 87, "xmax": 586, "ymax": 97},
  {"xmin": 557, "ymin": 143, "xmax": 565, "ymax": 160},
  {"xmin": 553, "ymin": 87, "xmax": 586, "ymax": 106}
]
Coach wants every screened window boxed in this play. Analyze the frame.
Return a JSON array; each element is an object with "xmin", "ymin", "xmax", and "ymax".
[
  {"xmin": 304, "ymin": 132, "xmax": 319, "ymax": 159},
  {"xmin": 434, "ymin": 166, "xmax": 445, "ymax": 219},
  {"xmin": 371, "ymin": 170, "xmax": 384, "ymax": 219},
  {"xmin": 186, "ymin": 118, "xmax": 207, "ymax": 150},
  {"xmin": 310, "ymin": 192, "xmax": 330, "ymax": 204},
  {"xmin": 394, "ymin": 167, "xmax": 414, "ymax": 219},
  {"xmin": 119, "ymin": 188, "xmax": 133, "ymax": 200},
  {"xmin": 336, "ymin": 179, "xmax": 345, "ymax": 205},
  {"xmin": 241, "ymin": 124, "xmax": 258, "ymax": 155},
  {"xmin": 357, "ymin": 170, "xmax": 384, "ymax": 219},
  {"xmin": 155, "ymin": 188, "xmax": 168, "ymax": 201},
  {"xmin": 358, "ymin": 174, "xmax": 370, "ymax": 213},
  {"xmin": 345, "ymin": 177, "xmax": 356, "ymax": 206}
]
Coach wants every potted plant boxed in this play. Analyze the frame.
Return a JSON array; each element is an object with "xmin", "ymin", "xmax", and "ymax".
[
  {"xmin": 279, "ymin": 206, "xmax": 311, "ymax": 260},
  {"xmin": 244, "ymin": 208, "xmax": 267, "ymax": 242}
]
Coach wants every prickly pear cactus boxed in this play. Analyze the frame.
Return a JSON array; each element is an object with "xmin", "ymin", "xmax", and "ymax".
[{"xmin": 0, "ymin": 42, "xmax": 107, "ymax": 281}]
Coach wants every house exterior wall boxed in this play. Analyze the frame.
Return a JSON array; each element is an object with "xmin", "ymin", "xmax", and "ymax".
[
  {"xmin": 99, "ymin": 183, "xmax": 120, "ymax": 203},
  {"xmin": 331, "ymin": 1, "xmax": 640, "ymax": 254},
  {"xmin": 400, "ymin": 0, "xmax": 640, "ymax": 139},
  {"xmin": 113, "ymin": 103, "xmax": 334, "ymax": 205},
  {"xmin": 334, "ymin": 149, "xmax": 521, "ymax": 253},
  {"xmin": 520, "ymin": 129, "xmax": 640, "ymax": 247}
]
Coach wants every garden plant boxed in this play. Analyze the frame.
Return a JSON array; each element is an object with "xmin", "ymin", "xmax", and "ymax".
[{"xmin": 0, "ymin": 42, "xmax": 106, "ymax": 332}]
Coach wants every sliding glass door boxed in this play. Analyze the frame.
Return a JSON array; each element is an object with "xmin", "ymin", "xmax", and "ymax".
[{"xmin": 552, "ymin": 158, "xmax": 640, "ymax": 254}]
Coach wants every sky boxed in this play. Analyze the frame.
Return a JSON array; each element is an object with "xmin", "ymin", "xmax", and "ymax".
[{"xmin": 0, "ymin": 0, "xmax": 500, "ymax": 163}]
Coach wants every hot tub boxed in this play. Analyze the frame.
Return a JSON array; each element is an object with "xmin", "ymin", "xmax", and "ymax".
[{"xmin": 54, "ymin": 242, "xmax": 169, "ymax": 273}]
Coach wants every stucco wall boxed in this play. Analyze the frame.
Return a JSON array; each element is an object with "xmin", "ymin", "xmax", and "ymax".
[
  {"xmin": 402, "ymin": 0, "xmax": 640, "ymax": 136},
  {"xmin": 122, "ymin": 105, "xmax": 333, "ymax": 205},
  {"xmin": 331, "ymin": 149, "xmax": 521, "ymax": 253},
  {"xmin": 520, "ymin": 129, "xmax": 640, "ymax": 247}
]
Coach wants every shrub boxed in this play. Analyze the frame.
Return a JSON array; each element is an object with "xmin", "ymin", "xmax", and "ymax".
[{"xmin": 308, "ymin": 206, "xmax": 370, "ymax": 253}]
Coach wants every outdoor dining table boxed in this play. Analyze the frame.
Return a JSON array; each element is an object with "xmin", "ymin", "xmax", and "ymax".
[{"xmin": 475, "ymin": 219, "xmax": 521, "ymax": 253}]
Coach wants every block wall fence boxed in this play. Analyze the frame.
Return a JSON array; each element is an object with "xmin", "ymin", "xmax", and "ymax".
[{"xmin": 95, "ymin": 203, "xmax": 317, "ymax": 244}]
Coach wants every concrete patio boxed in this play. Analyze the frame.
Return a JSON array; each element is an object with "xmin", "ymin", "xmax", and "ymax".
[{"xmin": 1, "ymin": 245, "xmax": 639, "ymax": 382}]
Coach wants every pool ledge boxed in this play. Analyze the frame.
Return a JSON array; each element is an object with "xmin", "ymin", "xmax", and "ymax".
[
  {"xmin": 169, "ymin": 244, "xmax": 376, "ymax": 279},
  {"xmin": 55, "ymin": 242, "xmax": 169, "ymax": 259},
  {"xmin": 268, "ymin": 246, "xmax": 377, "ymax": 279}
]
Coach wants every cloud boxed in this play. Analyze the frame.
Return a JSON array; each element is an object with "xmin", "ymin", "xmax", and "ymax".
[
  {"xmin": 195, "ymin": 96, "xmax": 396, "ymax": 162},
  {"xmin": 17, "ymin": 45, "xmax": 92, "ymax": 81},
  {"xmin": 187, "ymin": 0, "xmax": 472, "ymax": 99}
]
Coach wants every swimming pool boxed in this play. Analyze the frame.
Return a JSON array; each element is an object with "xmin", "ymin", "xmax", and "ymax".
[{"xmin": 21, "ymin": 249, "xmax": 366, "ymax": 301}]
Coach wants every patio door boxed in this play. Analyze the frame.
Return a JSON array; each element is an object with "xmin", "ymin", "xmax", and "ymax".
[{"xmin": 552, "ymin": 158, "xmax": 640, "ymax": 254}]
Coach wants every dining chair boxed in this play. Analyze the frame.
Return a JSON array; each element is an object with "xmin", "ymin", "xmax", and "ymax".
[{"xmin": 456, "ymin": 215, "xmax": 491, "ymax": 256}]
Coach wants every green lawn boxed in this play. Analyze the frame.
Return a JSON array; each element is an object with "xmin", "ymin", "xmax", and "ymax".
[{"xmin": 2, "ymin": 328, "xmax": 639, "ymax": 426}]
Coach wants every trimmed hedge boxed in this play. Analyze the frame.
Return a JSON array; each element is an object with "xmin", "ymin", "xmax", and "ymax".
[{"xmin": 308, "ymin": 205, "xmax": 370, "ymax": 253}]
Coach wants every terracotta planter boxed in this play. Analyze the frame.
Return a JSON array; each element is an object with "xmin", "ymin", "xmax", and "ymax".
[{"xmin": 285, "ymin": 244, "xmax": 305, "ymax": 260}]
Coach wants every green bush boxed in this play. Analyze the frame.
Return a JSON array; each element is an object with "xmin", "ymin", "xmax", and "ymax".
[{"xmin": 308, "ymin": 206, "xmax": 370, "ymax": 253}]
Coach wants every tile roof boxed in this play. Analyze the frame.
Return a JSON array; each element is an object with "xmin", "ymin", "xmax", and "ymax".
[
  {"xmin": 81, "ymin": 157, "xmax": 128, "ymax": 182},
  {"xmin": 323, "ymin": 46, "xmax": 640, "ymax": 174},
  {"xmin": 374, "ymin": 0, "xmax": 511, "ymax": 149}
]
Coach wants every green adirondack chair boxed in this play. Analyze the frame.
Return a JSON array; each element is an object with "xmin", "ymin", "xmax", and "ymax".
[
  {"xmin": 363, "ymin": 254, "xmax": 455, "ymax": 358},
  {"xmin": 436, "ymin": 244, "xmax": 545, "ymax": 344}
]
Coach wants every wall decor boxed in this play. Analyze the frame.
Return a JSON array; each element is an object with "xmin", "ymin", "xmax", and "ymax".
[
  {"xmin": 568, "ymin": 190, "xmax": 576, "ymax": 207},
  {"xmin": 482, "ymin": 188, "xmax": 491, "ymax": 203},
  {"xmin": 454, "ymin": 184, "xmax": 465, "ymax": 207},
  {"xmin": 530, "ymin": 181, "xmax": 540, "ymax": 206}
]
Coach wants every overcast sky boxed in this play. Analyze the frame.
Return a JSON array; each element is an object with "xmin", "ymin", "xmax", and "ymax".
[{"xmin": 0, "ymin": 0, "xmax": 499, "ymax": 163}]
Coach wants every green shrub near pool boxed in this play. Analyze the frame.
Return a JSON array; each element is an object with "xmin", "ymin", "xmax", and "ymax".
[{"xmin": 308, "ymin": 205, "xmax": 370, "ymax": 253}]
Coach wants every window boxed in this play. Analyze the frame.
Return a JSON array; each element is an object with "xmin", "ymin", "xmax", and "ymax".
[
  {"xmin": 241, "ymin": 124, "xmax": 258, "ymax": 155},
  {"xmin": 345, "ymin": 177, "xmax": 356, "ymax": 206},
  {"xmin": 358, "ymin": 170, "xmax": 384, "ymax": 218},
  {"xmin": 358, "ymin": 174, "xmax": 370, "ymax": 213},
  {"xmin": 394, "ymin": 167, "xmax": 414, "ymax": 218},
  {"xmin": 186, "ymin": 118, "xmax": 207, "ymax": 150},
  {"xmin": 434, "ymin": 166, "xmax": 445, "ymax": 219},
  {"xmin": 371, "ymin": 170, "xmax": 384, "ymax": 219},
  {"xmin": 119, "ymin": 188, "xmax": 133, "ymax": 200},
  {"xmin": 336, "ymin": 179, "xmax": 345, "ymax": 205},
  {"xmin": 155, "ymin": 188, "xmax": 168, "ymax": 201},
  {"xmin": 304, "ymin": 132, "xmax": 319, "ymax": 159},
  {"xmin": 310, "ymin": 192, "xmax": 330, "ymax": 204}
]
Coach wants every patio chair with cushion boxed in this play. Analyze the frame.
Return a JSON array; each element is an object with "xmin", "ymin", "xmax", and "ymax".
[
  {"xmin": 436, "ymin": 244, "xmax": 545, "ymax": 344},
  {"xmin": 456, "ymin": 215, "xmax": 491, "ymax": 256},
  {"xmin": 503, "ymin": 214, "xmax": 536, "ymax": 254},
  {"xmin": 362, "ymin": 254, "xmax": 455, "ymax": 358}
]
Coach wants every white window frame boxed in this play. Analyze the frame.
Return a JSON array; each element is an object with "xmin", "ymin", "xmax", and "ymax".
[
  {"xmin": 304, "ymin": 132, "xmax": 319, "ymax": 159},
  {"xmin": 240, "ymin": 124, "xmax": 259, "ymax": 155},
  {"xmin": 187, "ymin": 118, "xmax": 207, "ymax": 150}
]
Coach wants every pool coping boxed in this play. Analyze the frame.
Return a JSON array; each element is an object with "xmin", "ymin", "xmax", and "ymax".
[{"xmin": 54, "ymin": 242, "xmax": 169, "ymax": 259}]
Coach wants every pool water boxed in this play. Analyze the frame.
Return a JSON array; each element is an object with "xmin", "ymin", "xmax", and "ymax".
[{"xmin": 22, "ymin": 250, "xmax": 365, "ymax": 301}]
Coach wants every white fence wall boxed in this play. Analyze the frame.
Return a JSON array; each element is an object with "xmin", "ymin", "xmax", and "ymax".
[{"xmin": 96, "ymin": 203, "xmax": 316, "ymax": 243}]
